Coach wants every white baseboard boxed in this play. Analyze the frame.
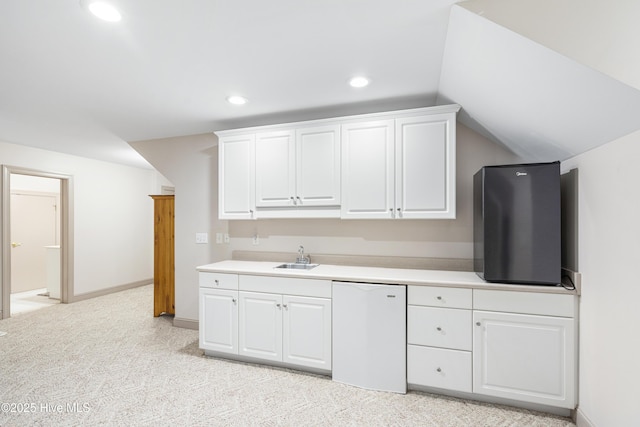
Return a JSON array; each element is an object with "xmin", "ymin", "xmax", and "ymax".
[
  {"xmin": 71, "ymin": 279, "xmax": 153, "ymax": 303},
  {"xmin": 173, "ymin": 317, "xmax": 198, "ymax": 330},
  {"xmin": 575, "ymin": 408, "xmax": 596, "ymax": 427}
]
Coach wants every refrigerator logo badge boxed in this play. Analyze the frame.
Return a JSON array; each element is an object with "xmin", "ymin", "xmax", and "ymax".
[{"xmin": 516, "ymin": 171, "xmax": 528, "ymax": 177}]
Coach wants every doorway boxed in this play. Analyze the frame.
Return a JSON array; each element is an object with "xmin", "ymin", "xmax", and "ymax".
[{"xmin": 1, "ymin": 166, "xmax": 74, "ymax": 319}]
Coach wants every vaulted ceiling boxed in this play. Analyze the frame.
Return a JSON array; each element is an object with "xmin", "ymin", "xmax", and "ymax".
[{"xmin": 1, "ymin": 0, "xmax": 639, "ymax": 169}]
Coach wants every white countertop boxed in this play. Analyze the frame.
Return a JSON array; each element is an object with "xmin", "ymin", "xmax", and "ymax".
[{"xmin": 197, "ymin": 260, "xmax": 577, "ymax": 295}]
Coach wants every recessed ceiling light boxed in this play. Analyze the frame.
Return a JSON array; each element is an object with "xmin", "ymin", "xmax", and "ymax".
[
  {"xmin": 349, "ymin": 76, "xmax": 370, "ymax": 88},
  {"xmin": 86, "ymin": 1, "xmax": 122, "ymax": 22},
  {"xmin": 227, "ymin": 95, "xmax": 248, "ymax": 105}
]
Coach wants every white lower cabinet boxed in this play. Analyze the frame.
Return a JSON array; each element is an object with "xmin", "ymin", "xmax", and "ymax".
[
  {"xmin": 472, "ymin": 290, "xmax": 577, "ymax": 409},
  {"xmin": 408, "ymin": 345, "xmax": 472, "ymax": 392},
  {"xmin": 239, "ymin": 291, "xmax": 332, "ymax": 370},
  {"xmin": 239, "ymin": 291, "xmax": 282, "ymax": 361},
  {"xmin": 407, "ymin": 286, "xmax": 473, "ymax": 393},
  {"xmin": 282, "ymin": 295, "xmax": 332, "ymax": 369},
  {"xmin": 199, "ymin": 288, "xmax": 238, "ymax": 355},
  {"xmin": 473, "ymin": 310, "xmax": 575, "ymax": 408}
]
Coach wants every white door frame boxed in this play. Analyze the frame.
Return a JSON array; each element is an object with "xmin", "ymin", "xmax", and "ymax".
[{"xmin": 1, "ymin": 165, "xmax": 74, "ymax": 319}]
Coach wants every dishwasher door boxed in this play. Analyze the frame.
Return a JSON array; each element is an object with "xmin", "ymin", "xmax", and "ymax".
[{"xmin": 332, "ymin": 282, "xmax": 406, "ymax": 393}]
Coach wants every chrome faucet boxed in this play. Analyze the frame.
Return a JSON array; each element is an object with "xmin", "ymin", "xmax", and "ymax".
[{"xmin": 296, "ymin": 245, "xmax": 310, "ymax": 264}]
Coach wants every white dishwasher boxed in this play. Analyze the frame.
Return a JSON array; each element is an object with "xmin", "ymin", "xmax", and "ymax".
[{"xmin": 332, "ymin": 281, "xmax": 406, "ymax": 394}]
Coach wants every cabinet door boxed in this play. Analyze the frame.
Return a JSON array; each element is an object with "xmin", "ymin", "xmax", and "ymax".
[
  {"xmin": 255, "ymin": 130, "xmax": 295, "ymax": 207},
  {"xmin": 218, "ymin": 134, "xmax": 255, "ymax": 219},
  {"xmin": 282, "ymin": 295, "xmax": 331, "ymax": 370},
  {"xmin": 199, "ymin": 288, "xmax": 238, "ymax": 355},
  {"xmin": 341, "ymin": 120, "xmax": 395, "ymax": 218},
  {"xmin": 296, "ymin": 125, "xmax": 341, "ymax": 206},
  {"xmin": 239, "ymin": 291, "xmax": 283, "ymax": 362},
  {"xmin": 473, "ymin": 311, "xmax": 576, "ymax": 408},
  {"xmin": 395, "ymin": 114, "xmax": 455, "ymax": 219}
]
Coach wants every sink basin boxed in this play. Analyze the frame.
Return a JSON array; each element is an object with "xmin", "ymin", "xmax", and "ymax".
[{"xmin": 275, "ymin": 263, "xmax": 319, "ymax": 270}]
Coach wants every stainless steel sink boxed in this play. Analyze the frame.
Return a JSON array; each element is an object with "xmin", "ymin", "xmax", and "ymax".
[{"xmin": 275, "ymin": 263, "xmax": 319, "ymax": 270}]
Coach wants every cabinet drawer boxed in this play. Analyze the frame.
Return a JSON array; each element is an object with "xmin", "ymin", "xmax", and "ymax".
[
  {"xmin": 239, "ymin": 275, "xmax": 331, "ymax": 298},
  {"xmin": 408, "ymin": 306, "xmax": 471, "ymax": 350},
  {"xmin": 473, "ymin": 289, "xmax": 575, "ymax": 317},
  {"xmin": 199, "ymin": 272, "xmax": 239, "ymax": 290},
  {"xmin": 408, "ymin": 286, "xmax": 472, "ymax": 309},
  {"xmin": 408, "ymin": 345, "xmax": 471, "ymax": 393}
]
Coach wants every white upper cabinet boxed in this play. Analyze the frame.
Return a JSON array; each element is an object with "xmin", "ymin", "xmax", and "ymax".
[
  {"xmin": 255, "ymin": 130, "xmax": 296, "ymax": 208},
  {"xmin": 340, "ymin": 120, "xmax": 395, "ymax": 219},
  {"xmin": 341, "ymin": 108, "xmax": 458, "ymax": 219},
  {"xmin": 216, "ymin": 105, "xmax": 459, "ymax": 220},
  {"xmin": 254, "ymin": 125, "xmax": 340, "ymax": 209},
  {"xmin": 395, "ymin": 113, "xmax": 456, "ymax": 219},
  {"xmin": 296, "ymin": 125, "xmax": 341, "ymax": 207},
  {"xmin": 218, "ymin": 134, "xmax": 255, "ymax": 220}
]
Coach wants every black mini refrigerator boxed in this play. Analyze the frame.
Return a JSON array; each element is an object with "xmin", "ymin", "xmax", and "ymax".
[{"xmin": 473, "ymin": 161, "xmax": 561, "ymax": 285}]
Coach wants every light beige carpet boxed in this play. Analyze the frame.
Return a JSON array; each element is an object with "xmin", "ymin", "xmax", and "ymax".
[{"xmin": 0, "ymin": 285, "xmax": 575, "ymax": 426}]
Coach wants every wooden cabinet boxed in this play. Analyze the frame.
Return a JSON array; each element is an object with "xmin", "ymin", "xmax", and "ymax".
[
  {"xmin": 341, "ymin": 110, "xmax": 458, "ymax": 219},
  {"xmin": 472, "ymin": 290, "xmax": 576, "ymax": 409},
  {"xmin": 150, "ymin": 195, "xmax": 174, "ymax": 317},
  {"xmin": 216, "ymin": 105, "xmax": 459, "ymax": 220},
  {"xmin": 407, "ymin": 286, "xmax": 472, "ymax": 393},
  {"xmin": 218, "ymin": 134, "xmax": 255, "ymax": 219},
  {"xmin": 254, "ymin": 125, "xmax": 340, "ymax": 209}
]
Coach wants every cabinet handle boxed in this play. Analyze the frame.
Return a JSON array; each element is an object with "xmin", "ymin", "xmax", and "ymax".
[
  {"xmin": 232, "ymin": 298, "xmax": 237, "ymax": 304},
  {"xmin": 214, "ymin": 279, "xmax": 219, "ymax": 286},
  {"xmin": 389, "ymin": 208, "xmax": 394, "ymax": 218},
  {"xmin": 277, "ymin": 303, "xmax": 281, "ymax": 309},
  {"xmin": 250, "ymin": 209, "xmax": 254, "ymax": 219},
  {"xmin": 296, "ymin": 196, "xmax": 302, "ymax": 205},
  {"xmin": 436, "ymin": 327, "xmax": 442, "ymax": 331},
  {"xmin": 290, "ymin": 196, "xmax": 296, "ymax": 205},
  {"xmin": 397, "ymin": 208, "xmax": 402, "ymax": 218},
  {"xmin": 436, "ymin": 367, "xmax": 442, "ymax": 373},
  {"xmin": 476, "ymin": 322, "xmax": 481, "ymax": 326},
  {"xmin": 283, "ymin": 304, "xmax": 288, "ymax": 310},
  {"xmin": 436, "ymin": 296, "xmax": 442, "ymax": 301}
]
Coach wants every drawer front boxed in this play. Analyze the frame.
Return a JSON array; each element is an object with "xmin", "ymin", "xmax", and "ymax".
[
  {"xmin": 199, "ymin": 272, "xmax": 239, "ymax": 290},
  {"xmin": 408, "ymin": 286, "xmax": 472, "ymax": 309},
  {"xmin": 408, "ymin": 345, "xmax": 471, "ymax": 393},
  {"xmin": 473, "ymin": 289, "xmax": 575, "ymax": 317},
  {"xmin": 408, "ymin": 306, "xmax": 471, "ymax": 351},
  {"xmin": 239, "ymin": 275, "xmax": 331, "ymax": 298}
]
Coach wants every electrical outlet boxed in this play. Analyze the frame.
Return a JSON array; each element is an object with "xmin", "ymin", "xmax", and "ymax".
[
  {"xmin": 216, "ymin": 233, "xmax": 223, "ymax": 244},
  {"xmin": 252, "ymin": 234, "xmax": 260, "ymax": 245},
  {"xmin": 195, "ymin": 233, "xmax": 208, "ymax": 244},
  {"xmin": 224, "ymin": 233, "xmax": 230, "ymax": 243}
]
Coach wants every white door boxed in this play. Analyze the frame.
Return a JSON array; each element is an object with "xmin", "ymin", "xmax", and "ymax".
[
  {"xmin": 282, "ymin": 295, "xmax": 331, "ymax": 370},
  {"xmin": 255, "ymin": 130, "xmax": 295, "ymax": 207},
  {"xmin": 340, "ymin": 120, "xmax": 395, "ymax": 219},
  {"xmin": 239, "ymin": 291, "xmax": 282, "ymax": 362},
  {"xmin": 199, "ymin": 288, "xmax": 238, "ymax": 355},
  {"xmin": 10, "ymin": 192, "xmax": 58, "ymax": 294},
  {"xmin": 296, "ymin": 125, "xmax": 341, "ymax": 207},
  {"xmin": 395, "ymin": 115, "xmax": 454, "ymax": 219},
  {"xmin": 473, "ymin": 310, "xmax": 576, "ymax": 408},
  {"xmin": 219, "ymin": 134, "xmax": 255, "ymax": 219}
]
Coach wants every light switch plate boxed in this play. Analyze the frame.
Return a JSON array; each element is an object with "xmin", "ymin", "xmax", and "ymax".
[{"xmin": 195, "ymin": 233, "xmax": 208, "ymax": 244}]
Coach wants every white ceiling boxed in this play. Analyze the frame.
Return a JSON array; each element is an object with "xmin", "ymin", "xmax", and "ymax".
[{"xmin": 1, "ymin": 0, "xmax": 640, "ymax": 169}]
